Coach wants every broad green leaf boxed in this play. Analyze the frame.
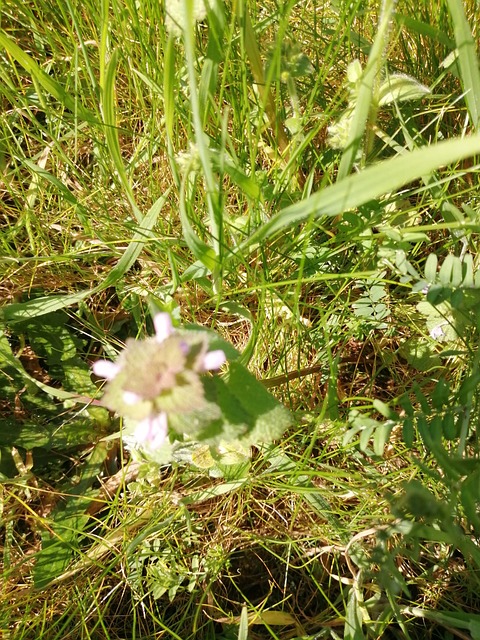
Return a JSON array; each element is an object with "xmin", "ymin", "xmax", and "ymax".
[
  {"xmin": 0, "ymin": 329, "xmax": 80, "ymax": 401},
  {"xmin": 226, "ymin": 362, "xmax": 293, "ymax": 446},
  {"xmin": 14, "ymin": 312, "xmax": 97, "ymax": 394}
]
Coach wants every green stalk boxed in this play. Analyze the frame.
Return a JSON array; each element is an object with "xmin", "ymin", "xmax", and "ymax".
[
  {"xmin": 236, "ymin": 0, "xmax": 289, "ymax": 155},
  {"xmin": 183, "ymin": 0, "xmax": 222, "ymax": 291},
  {"xmin": 446, "ymin": 0, "xmax": 480, "ymax": 130},
  {"xmin": 337, "ymin": 0, "xmax": 397, "ymax": 179}
]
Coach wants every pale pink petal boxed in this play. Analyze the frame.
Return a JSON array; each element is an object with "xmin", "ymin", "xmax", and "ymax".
[
  {"xmin": 202, "ymin": 349, "xmax": 226, "ymax": 371},
  {"xmin": 153, "ymin": 313, "xmax": 173, "ymax": 343},
  {"xmin": 123, "ymin": 390, "xmax": 142, "ymax": 405},
  {"xmin": 134, "ymin": 413, "xmax": 168, "ymax": 449},
  {"xmin": 92, "ymin": 360, "xmax": 120, "ymax": 380}
]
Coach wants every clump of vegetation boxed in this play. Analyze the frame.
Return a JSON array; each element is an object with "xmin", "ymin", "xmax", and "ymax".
[{"xmin": 1, "ymin": 0, "xmax": 480, "ymax": 638}]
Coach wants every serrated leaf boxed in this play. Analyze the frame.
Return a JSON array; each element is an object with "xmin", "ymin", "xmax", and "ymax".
[{"xmin": 225, "ymin": 362, "xmax": 293, "ymax": 446}]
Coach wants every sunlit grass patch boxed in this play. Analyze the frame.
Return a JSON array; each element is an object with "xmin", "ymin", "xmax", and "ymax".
[{"xmin": 2, "ymin": 0, "xmax": 480, "ymax": 637}]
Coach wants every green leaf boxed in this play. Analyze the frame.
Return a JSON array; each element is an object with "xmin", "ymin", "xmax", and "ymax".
[
  {"xmin": 238, "ymin": 606, "xmax": 249, "ymax": 640},
  {"xmin": 0, "ymin": 329, "xmax": 80, "ymax": 401},
  {"xmin": 168, "ymin": 362, "xmax": 292, "ymax": 456},
  {"xmin": 424, "ymin": 253, "xmax": 438, "ymax": 283},
  {"xmin": 345, "ymin": 586, "xmax": 366, "ymax": 640},
  {"xmin": 34, "ymin": 443, "xmax": 108, "ymax": 589},
  {"xmin": 378, "ymin": 73, "xmax": 430, "ymax": 106},
  {"xmin": 225, "ymin": 362, "xmax": 293, "ymax": 446},
  {"xmin": 15, "ymin": 311, "xmax": 97, "ymax": 394},
  {"xmin": 442, "ymin": 412, "xmax": 459, "ymax": 440},
  {"xmin": 402, "ymin": 417, "xmax": 414, "ymax": 448},
  {"xmin": 408, "ymin": 607, "xmax": 480, "ymax": 639},
  {"xmin": 431, "ymin": 378, "xmax": 450, "ymax": 410}
]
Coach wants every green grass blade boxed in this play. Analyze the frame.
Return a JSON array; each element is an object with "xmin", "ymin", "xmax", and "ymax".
[
  {"xmin": 446, "ymin": 0, "xmax": 480, "ymax": 130},
  {"xmin": 102, "ymin": 190, "xmax": 171, "ymax": 285},
  {"xmin": 337, "ymin": 0, "xmax": 396, "ymax": 178},
  {"xmin": 183, "ymin": 0, "xmax": 222, "ymax": 282},
  {"xmin": 394, "ymin": 14, "xmax": 454, "ymax": 48},
  {"xmin": 0, "ymin": 30, "xmax": 97, "ymax": 124},
  {"xmin": 1, "ymin": 191, "xmax": 169, "ymax": 322},
  {"xmin": 238, "ymin": 134, "xmax": 480, "ymax": 252},
  {"xmin": 101, "ymin": 49, "xmax": 143, "ymax": 222}
]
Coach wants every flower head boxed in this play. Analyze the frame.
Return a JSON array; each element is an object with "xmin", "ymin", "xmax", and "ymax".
[
  {"xmin": 93, "ymin": 313, "xmax": 226, "ymax": 450},
  {"xmin": 165, "ymin": 0, "xmax": 207, "ymax": 38}
]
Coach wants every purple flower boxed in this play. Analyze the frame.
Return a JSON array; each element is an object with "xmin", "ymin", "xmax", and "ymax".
[
  {"xmin": 133, "ymin": 412, "xmax": 169, "ymax": 449},
  {"xmin": 93, "ymin": 313, "xmax": 226, "ymax": 450}
]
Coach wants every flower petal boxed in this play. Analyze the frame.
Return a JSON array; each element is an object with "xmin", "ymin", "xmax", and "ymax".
[
  {"xmin": 202, "ymin": 349, "xmax": 226, "ymax": 371},
  {"xmin": 133, "ymin": 413, "xmax": 168, "ymax": 449},
  {"xmin": 123, "ymin": 390, "xmax": 142, "ymax": 405},
  {"xmin": 92, "ymin": 360, "xmax": 120, "ymax": 380},
  {"xmin": 153, "ymin": 313, "xmax": 173, "ymax": 343}
]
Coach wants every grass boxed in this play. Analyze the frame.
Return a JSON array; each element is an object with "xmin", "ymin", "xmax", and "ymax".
[{"xmin": 1, "ymin": 0, "xmax": 480, "ymax": 637}]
